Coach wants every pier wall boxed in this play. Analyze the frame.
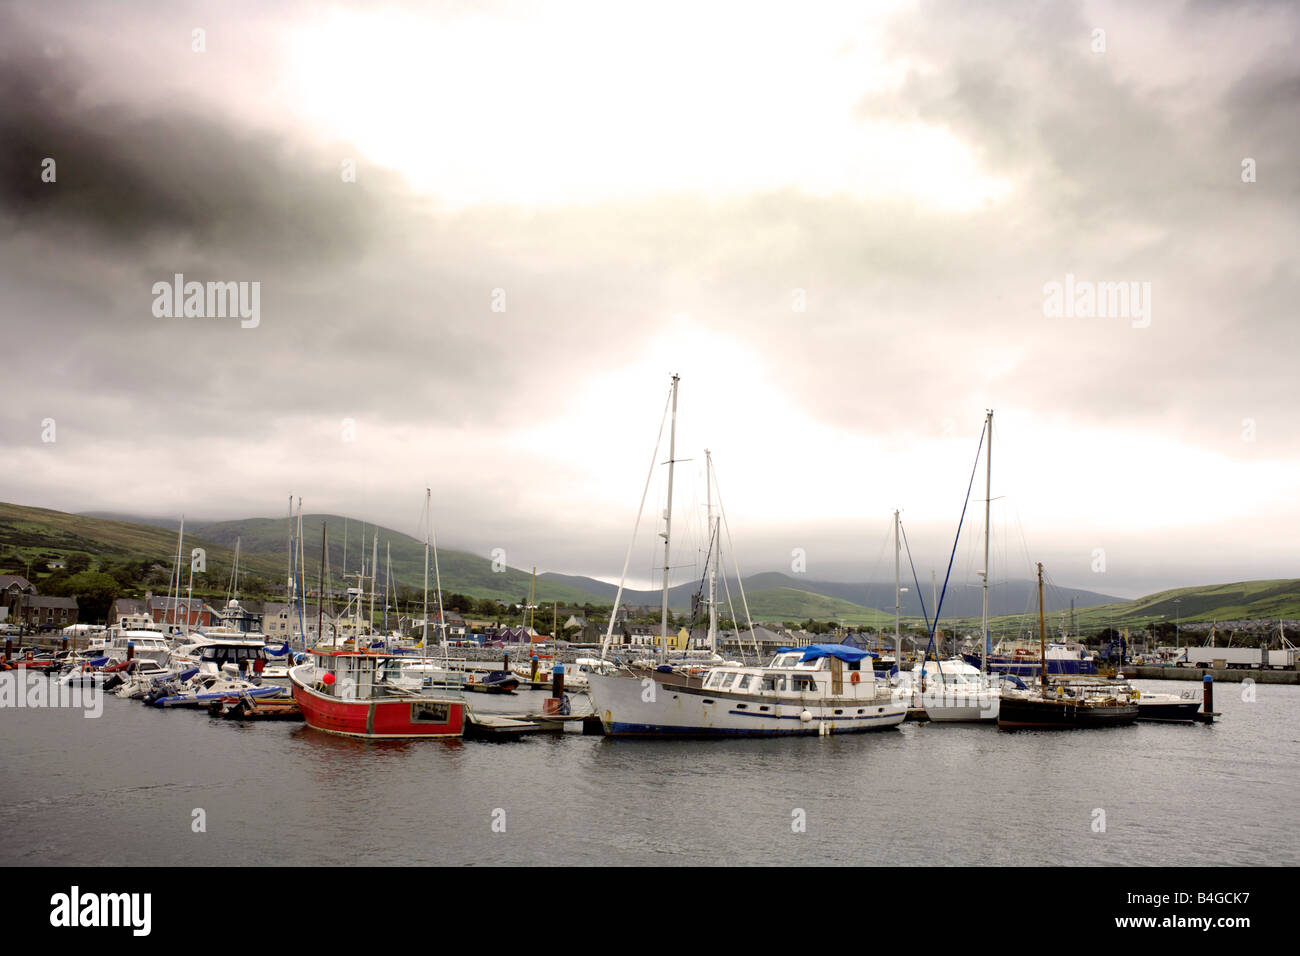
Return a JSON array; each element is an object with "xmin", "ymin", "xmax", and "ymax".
[{"xmin": 1127, "ymin": 664, "xmax": 1299, "ymax": 685}]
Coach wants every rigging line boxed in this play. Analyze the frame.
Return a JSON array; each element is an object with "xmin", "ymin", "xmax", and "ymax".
[
  {"xmin": 919, "ymin": 420, "xmax": 988, "ymax": 672},
  {"xmin": 898, "ymin": 521, "xmax": 933, "ymax": 633},
  {"xmin": 864, "ymin": 521, "xmax": 895, "ymax": 611},
  {"xmin": 710, "ymin": 460, "xmax": 758, "ymax": 656},
  {"xmin": 601, "ymin": 384, "xmax": 674, "ymax": 660}
]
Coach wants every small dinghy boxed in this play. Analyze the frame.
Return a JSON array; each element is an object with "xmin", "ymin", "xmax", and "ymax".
[{"xmin": 465, "ymin": 670, "xmax": 521, "ymax": 694}]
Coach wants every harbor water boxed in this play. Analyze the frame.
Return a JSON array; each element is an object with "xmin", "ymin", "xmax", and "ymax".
[{"xmin": 1, "ymin": 678, "xmax": 1296, "ymax": 866}]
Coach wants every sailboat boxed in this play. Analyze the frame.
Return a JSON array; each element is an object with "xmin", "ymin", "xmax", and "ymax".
[
  {"xmin": 997, "ymin": 563, "xmax": 1138, "ymax": 729},
  {"xmin": 586, "ymin": 374, "xmax": 906, "ymax": 737},
  {"xmin": 920, "ymin": 410, "xmax": 1002, "ymax": 722}
]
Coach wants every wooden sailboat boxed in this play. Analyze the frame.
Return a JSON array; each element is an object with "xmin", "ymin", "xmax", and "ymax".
[{"xmin": 997, "ymin": 563, "xmax": 1138, "ymax": 729}]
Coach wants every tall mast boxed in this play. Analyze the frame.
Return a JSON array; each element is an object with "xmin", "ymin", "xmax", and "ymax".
[
  {"xmin": 893, "ymin": 509, "xmax": 901, "ymax": 665},
  {"xmin": 659, "ymin": 373, "xmax": 680, "ymax": 664},
  {"xmin": 422, "ymin": 489, "xmax": 430, "ymax": 649},
  {"xmin": 185, "ymin": 523, "xmax": 195, "ymax": 637},
  {"xmin": 168, "ymin": 516, "xmax": 184, "ymax": 634},
  {"xmin": 286, "ymin": 494, "xmax": 294, "ymax": 606},
  {"xmin": 1037, "ymin": 562, "xmax": 1047, "ymax": 696},
  {"xmin": 706, "ymin": 449, "xmax": 717, "ymax": 656},
  {"xmin": 981, "ymin": 409, "xmax": 992, "ymax": 674},
  {"xmin": 368, "ymin": 532, "xmax": 378, "ymax": 637},
  {"xmin": 384, "ymin": 541, "xmax": 391, "ymax": 638},
  {"xmin": 318, "ymin": 521, "xmax": 326, "ymax": 647}
]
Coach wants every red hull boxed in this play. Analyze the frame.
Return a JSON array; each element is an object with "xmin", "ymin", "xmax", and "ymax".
[{"xmin": 291, "ymin": 681, "xmax": 465, "ymax": 739}]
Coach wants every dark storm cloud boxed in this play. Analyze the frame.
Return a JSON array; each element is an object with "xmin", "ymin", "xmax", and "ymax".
[
  {"xmin": 0, "ymin": 0, "xmax": 1297, "ymax": 597},
  {"xmin": 0, "ymin": 29, "xmax": 384, "ymax": 262}
]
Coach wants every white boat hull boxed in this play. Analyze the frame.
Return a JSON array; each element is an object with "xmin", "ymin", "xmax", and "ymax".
[{"xmin": 588, "ymin": 672, "xmax": 907, "ymax": 737}]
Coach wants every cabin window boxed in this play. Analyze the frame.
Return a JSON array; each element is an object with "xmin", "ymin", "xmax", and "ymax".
[
  {"xmin": 411, "ymin": 702, "xmax": 450, "ymax": 724},
  {"xmin": 760, "ymin": 677, "xmax": 778, "ymax": 692},
  {"xmin": 848, "ymin": 661, "xmax": 861, "ymax": 671}
]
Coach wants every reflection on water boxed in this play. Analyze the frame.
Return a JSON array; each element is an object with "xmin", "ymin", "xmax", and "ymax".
[{"xmin": 1, "ymin": 680, "xmax": 1296, "ymax": 866}]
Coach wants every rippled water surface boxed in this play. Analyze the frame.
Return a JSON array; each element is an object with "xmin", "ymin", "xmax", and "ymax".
[{"xmin": 2, "ymin": 678, "xmax": 1296, "ymax": 865}]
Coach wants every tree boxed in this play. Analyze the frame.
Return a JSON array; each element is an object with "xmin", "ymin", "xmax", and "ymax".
[
  {"xmin": 61, "ymin": 571, "xmax": 118, "ymax": 624},
  {"xmin": 67, "ymin": 552, "xmax": 92, "ymax": 573}
]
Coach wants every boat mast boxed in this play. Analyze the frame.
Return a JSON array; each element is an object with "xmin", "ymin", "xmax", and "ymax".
[
  {"xmin": 286, "ymin": 494, "xmax": 294, "ymax": 608},
  {"xmin": 1037, "ymin": 562, "xmax": 1047, "ymax": 696},
  {"xmin": 706, "ymin": 449, "xmax": 717, "ymax": 656},
  {"xmin": 318, "ymin": 522, "xmax": 327, "ymax": 648},
  {"xmin": 168, "ymin": 516, "xmax": 184, "ymax": 635},
  {"xmin": 659, "ymin": 373, "xmax": 680, "ymax": 665},
  {"xmin": 981, "ymin": 409, "xmax": 992, "ymax": 675},
  {"xmin": 184, "ymin": 526, "xmax": 195, "ymax": 637},
  {"xmin": 368, "ymin": 532, "xmax": 378, "ymax": 637},
  {"xmin": 384, "ymin": 541, "xmax": 391, "ymax": 639},
  {"xmin": 893, "ymin": 509, "xmax": 901, "ymax": 665},
  {"xmin": 423, "ymin": 489, "xmax": 430, "ymax": 650}
]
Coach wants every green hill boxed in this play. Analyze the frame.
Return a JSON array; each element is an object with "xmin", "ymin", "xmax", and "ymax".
[
  {"xmin": 187, "ymin": 515, "xmax": 603, "ymax": 606},
  {"xmin": 957, "ymin": 578, "xmax": 1300, "ymax": 635},
  {"xmin": 739, "ymin": 587, "xmax": 895, "ymax": 627}
]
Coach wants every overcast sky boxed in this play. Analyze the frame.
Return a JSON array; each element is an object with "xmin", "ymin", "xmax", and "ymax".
[{"xmin": 1, "ymin": 0, "xmax": 1296, "ymax": 599}]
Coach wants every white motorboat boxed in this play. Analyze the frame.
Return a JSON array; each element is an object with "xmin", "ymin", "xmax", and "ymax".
[
  {"xmin": 909, "ymin": 657, "xmax": 1001, "ymax": 722},
  {"xmin": 103, "ymin": 628, "xmax": 173, "ymax": 666},
  {"xmin": 588, "ymin": 644, "xmax": 907, "ymax": 737}
]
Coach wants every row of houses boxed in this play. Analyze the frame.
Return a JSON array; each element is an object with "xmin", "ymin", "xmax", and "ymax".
[{"xmin": 1, "ymin": 575, "xmax": 79, "ymax": 631}]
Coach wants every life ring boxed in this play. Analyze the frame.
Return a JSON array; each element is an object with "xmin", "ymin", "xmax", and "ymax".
[{"xmin": 850, "ymin": 672, "xmax": 861, "ymax": 685}]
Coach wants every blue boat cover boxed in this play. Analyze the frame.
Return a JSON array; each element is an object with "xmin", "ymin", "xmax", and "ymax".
[
  {"xmin": 266, "ymin": 642, "xmax": 292, "ymax": 657},
  {"xmin": 798, "ymin": 643, "xmax": 876, "ymax": 663}
]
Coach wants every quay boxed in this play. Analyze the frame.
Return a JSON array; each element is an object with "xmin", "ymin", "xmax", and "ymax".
[{"xmin": 1126, "ymin": 664, "xmax": 1300, "ymax": 685}]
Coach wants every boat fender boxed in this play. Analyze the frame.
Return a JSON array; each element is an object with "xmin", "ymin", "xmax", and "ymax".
[{"xmin": 799, "ymin": 710, "xmax": 812, "ymax": 723}]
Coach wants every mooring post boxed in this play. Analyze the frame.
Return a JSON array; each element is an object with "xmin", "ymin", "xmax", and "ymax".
[
  {"xmin": 552, "ymin": 661, "xmax": 565, "ymax": 699},
  {"xmin": 1202, "ymin": 673, "xmax": 1213, "ymax": 715},
  {"xmin": 126, "ymin": 640, "xmax": 135, "ymax": 662},
  {"xmin": 530, "ymin": 655, "xmax": 539, "ymax": 682}
]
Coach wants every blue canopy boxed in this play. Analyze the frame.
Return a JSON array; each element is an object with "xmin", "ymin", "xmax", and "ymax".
[{"xmin": 798, "ymin": 643, "xmax": 876, "ymax": 663}]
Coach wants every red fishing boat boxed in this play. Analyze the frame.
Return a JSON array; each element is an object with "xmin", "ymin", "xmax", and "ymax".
[{"xmin": 289, "ymin": 647, "xmax": 467, "ymax": 739}]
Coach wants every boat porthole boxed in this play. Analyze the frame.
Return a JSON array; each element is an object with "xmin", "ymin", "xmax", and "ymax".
[
  {"xmin": 703, "ymin": 699, "xmax": 714, "ymax": 705},
  {"xmin": 857, "ymin": 709, "xmax": 864, "ymax": 714}
]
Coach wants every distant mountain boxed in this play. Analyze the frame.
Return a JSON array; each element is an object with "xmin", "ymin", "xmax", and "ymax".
[
  {"xmin": 184, "ymin": 515, "xmax": 605, "ymax": 607},
  {"xmin": 8, "ymin": 503, "xmax": 1297, "ymax": 630},
  {"xmin": 539, "ymin": 569, "xmax": 1124, "ymax": 620}
]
